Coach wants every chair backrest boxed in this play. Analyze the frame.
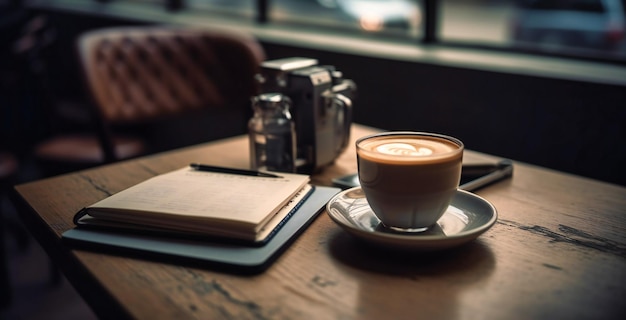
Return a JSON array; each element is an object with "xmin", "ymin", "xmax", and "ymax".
[
  {"xmin": 76, "ymin": 26, "xmax": 266, "ymax": 161},
  {"xmin": 78, "ymin": 26, "xmax": 266, "ymax": 123}
]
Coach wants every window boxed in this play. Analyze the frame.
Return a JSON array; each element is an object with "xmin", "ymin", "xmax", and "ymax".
[
  {"xmin": 120, "ymin": 0, "xmax": 626, "ymax": 63},
  {"xmin": 186, "ymin": 0, "xmax": 255, "ymax": 18},
  {"xmin": 439, "ymin": 0, "xmax": 516, "ymax": 47},
  {"xmin": 269, "ymin": 0, "xmax": 421, "ymax": 38},
  {"xmin": 506, "ymin": 0, "xmax": 626, "ymax": 61}
]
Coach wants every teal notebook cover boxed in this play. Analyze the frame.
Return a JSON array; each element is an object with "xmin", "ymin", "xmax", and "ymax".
[{"xmin": 62, "ymin": 186, "xmax": 339, "ymax": 273}]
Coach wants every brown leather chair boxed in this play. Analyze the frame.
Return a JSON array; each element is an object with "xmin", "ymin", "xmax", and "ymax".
[{"xmin": 34, "ymin": 26, "xmax": 266, "ymax": 174}]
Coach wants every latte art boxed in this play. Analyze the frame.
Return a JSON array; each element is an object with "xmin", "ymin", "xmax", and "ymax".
[
  {"xmin": 375, "ymin": 143, "xmax": 433, "ymax": 156},
  {"xmin": 358, "ymin": 135, "xmax": 459, "ymax": 164}
]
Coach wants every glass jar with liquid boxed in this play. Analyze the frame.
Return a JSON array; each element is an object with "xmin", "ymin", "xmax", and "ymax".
[{"xmin": 248, "ymin": 93, "xmax": 297, "ymax": 173}]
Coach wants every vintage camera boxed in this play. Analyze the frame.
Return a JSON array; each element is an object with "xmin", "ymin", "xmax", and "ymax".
[{"xmin": 256, "ymin": 57, "xmax": 357, "ymax": 173}]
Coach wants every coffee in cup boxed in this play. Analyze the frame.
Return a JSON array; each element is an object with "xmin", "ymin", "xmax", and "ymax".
[{"xmin": 356, "ymin": 132, "xmax": 463, "ymax": 232}]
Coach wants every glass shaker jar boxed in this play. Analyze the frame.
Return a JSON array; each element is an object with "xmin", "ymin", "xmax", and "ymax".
[{"xmin": 249, "ymin": 93, "xmax": 297, "ymax": 173}]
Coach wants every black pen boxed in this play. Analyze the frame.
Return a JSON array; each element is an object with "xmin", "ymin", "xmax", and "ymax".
[{"xmin": 189, "ymin": 163, "xmax": 282, "ymax": 178}]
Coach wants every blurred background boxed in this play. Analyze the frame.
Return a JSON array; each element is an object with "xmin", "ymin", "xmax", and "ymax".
[
  {"xmin": 1, "ymin": 0, "xmax": 625, "ymax": 318},
  {"xmin": 186, "ymin": 0, "xmax": 626, "ymax": 59},
  {"xmin": 0, "ymin": 0, "xmax": 623, "ymax": 182}
]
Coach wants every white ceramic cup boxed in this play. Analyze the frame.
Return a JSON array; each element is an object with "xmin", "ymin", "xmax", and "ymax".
[{"xmin": 357, "ymin": 132, "xmax": 464, "ymax": 232}]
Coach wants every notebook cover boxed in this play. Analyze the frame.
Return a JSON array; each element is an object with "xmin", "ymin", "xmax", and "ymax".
[{"xmin": 62, "ymin": 186, "xmax": 340, "ymax": 274}]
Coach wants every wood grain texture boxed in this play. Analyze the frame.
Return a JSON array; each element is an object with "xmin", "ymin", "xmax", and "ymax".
[{"xmin": 13, "ymin": 125, "xmax": 626, "ymax": 320}]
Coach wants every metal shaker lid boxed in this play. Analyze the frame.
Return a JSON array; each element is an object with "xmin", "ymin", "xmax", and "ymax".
[{"xmin": 252, "ymin": 93, "xmax": 291, "ymax": 110}]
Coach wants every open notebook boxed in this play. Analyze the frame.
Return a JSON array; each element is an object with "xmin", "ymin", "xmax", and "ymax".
[{"xmin": 72, "ymin": 166, "xmax": 311, "ymax": 244}]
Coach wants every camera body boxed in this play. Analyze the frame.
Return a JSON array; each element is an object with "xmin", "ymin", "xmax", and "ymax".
[{"xmin": 256, "ymin": 57, "xmax": 357, "ymax": 173}]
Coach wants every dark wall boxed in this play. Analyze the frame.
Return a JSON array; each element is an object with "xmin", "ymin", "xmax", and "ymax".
[
  {"xmin": 12, "ymin": 9, "xmax": 626, "ymax": 186},
  {"xmin": 261, "ymin": 43, "xmax": 626, "ymax": 186}
]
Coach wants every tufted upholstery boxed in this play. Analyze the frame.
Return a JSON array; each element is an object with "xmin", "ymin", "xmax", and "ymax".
[
  {"xmin": 34, "ymin": 26, "xmax": 265, "ymax": 173},
  {"xmin": 80, "ymin": 27, "xmax": 265, "ymax": 124}
]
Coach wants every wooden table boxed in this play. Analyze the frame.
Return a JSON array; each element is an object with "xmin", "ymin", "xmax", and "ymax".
[{"xmin": 12, "ymin": 124, "xmax": 626, "ymax": 319}]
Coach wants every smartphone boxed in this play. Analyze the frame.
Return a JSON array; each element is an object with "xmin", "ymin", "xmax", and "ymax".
[{"xmin": 332, "ymin": 159, "xmax": 513, "ymax": 192}]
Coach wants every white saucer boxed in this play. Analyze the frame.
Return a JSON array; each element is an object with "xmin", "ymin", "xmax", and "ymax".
[{"xmin": 326, "ymin": 187, "xmax": 497, "ymax": 251}]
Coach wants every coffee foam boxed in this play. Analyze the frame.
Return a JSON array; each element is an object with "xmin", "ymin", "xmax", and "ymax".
[
  {"xmin": 375, "ymin": 142, "xmax": 433, "ymax": 156},
  {"xmin": 358, "ymin": 136, "xmax": 461, "ymax": 164}
]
